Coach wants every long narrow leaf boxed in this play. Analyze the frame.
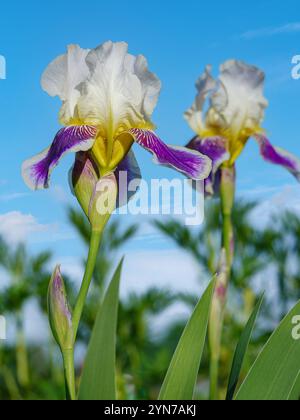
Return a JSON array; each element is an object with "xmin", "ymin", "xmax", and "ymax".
[
  {"xmin": 226, "ymin": 294, "xmax": 264, "ymax": 400},
  {"xmin": 159, "ymin": 278, "xmax": 216, "ymax": 401},
  {"xmin": 79, "ymin": 259, "xmax": 123, "ymax": 400},
  {"xmin": 235, "ymin": 299, "xmax": 300, "ymax": 400},
  {"xmin": 288, "ymin": 370, "xmax": 300, "ymax": 400}
]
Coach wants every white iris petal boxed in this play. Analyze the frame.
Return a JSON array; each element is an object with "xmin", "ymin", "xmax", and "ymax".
[
  {"xmin": 209, "ymin": 60, "xmax": 268, "ymax": 136},
  {"xmin": 185, "ymin": 60, "xmax": 268, "ymax": 140},
  {"xmin": 40, "ymin": 41, "xmax": 161, "ymax": 136},
  {"xmin": 77, "ymin": 41, "xmax": 161, "ymax": 138},
  {"xmin": 184, "ymin": 65, "xmax": 216, "ymax": 135},
  {"xmin": 41, "ymin": 44, "xmax": 91, "ymax": 124}
]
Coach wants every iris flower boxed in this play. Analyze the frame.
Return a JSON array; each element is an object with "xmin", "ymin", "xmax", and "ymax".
[
  {"xmin": 22, "ymin": 41, "xmax": 212, "ymax": 218},
  {"xmin": 184, "ymin": 61, "xmax": 300, "ymax": 399},
  {"xmin": 184, "ymin": 60, "xmax": 300, "ymax": 196}
]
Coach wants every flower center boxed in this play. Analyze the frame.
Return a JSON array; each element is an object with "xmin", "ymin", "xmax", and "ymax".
[{"xmin": 90, "ymin": 132, "xmax": 134, "ymax": 175}]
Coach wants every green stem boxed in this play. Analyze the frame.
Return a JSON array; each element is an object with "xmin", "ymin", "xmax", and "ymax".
[
  {"xmin": 209, "ymin": 271, "xmax": 226, "ymax": 401},
  {"xmin": 209, "ymin": 166, "xmax": 235, "ymax": 400},
  {"xmin": 209, "ymin": 357, "xmax": 219, "ymax": 400},
  {"xmin": 59, "ymin": 230, "xmax": 102, "ymax": 400},
  {"xmin": 73, "ymin": 230, "xmax": 102, "ymax": 341},
  {"xmin": 62, "ymin": 349, "xmax": 76, "ymax": 401},
  {"xmin": 222, "ymin": 213, "xmax": 234, "ymax": 271},
  {"xmin": 16, "ymin": 312, "xmax": 30, "ymax": 389}
]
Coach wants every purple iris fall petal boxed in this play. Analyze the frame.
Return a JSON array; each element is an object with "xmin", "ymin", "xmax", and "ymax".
[
  {"xmin": 129, "ymin": 128, "xmax": 212, "ymax": 180},
  {"xmin": 22, "ymin": 125, "xmax": 97, "ymax": 190},
  {"xmin": 115, "ymin": 150, "xmax": 142, "ymax": 208},
  {"xmin": 187, "ymin": 136, "xmax": 229, "ymax": 196},
  {"xmin": 255, "ymin": 134, "xmax": 300, "ymax": 182}
]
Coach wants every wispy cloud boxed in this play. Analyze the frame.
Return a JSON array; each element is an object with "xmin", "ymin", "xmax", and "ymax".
[
  {"xmin": 238, "ymin": 185, "xmax": 284, "ymax": 197},
  {"xmin": 239, "ymin": 22, "xmax": 300, "ymax": 40},
  {"xmin": 121, "ymin": 248, "xmax": 203, "ymax": 297},
  {"xmin": 0, "ymin": 192, "xmax": 30, "ymax": 202},
  {"xmin": 0, "ymin": 212, "xmax": 51, "ymax": 245},
  {"xmin": 247, "ymin": 185, "xmax": 300, "ymax": 227}
]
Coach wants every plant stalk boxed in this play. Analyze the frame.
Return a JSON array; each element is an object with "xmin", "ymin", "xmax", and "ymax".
[
  {"xmin": 209, "ymin": 166, "xmax": 235, "ymax": 400},
  {"xmin": 62, "ymin": 349, "xmax": 76, "ymax": 401},
  {"xmin": 72, "ymin": 230, "xmax": 102, "ymax": 341},
  {"xmin": 59, "ymin": 229, "xmax": 102, "ymax": 400},
  {"xmin": 16, "ymin": 312, "xmax": 30, "ymax": 389}
]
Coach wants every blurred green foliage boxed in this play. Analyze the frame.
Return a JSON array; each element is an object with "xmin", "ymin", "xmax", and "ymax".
[{"xmin": 0, "ymin": 200, "xmax": 300, "ymax": 400}]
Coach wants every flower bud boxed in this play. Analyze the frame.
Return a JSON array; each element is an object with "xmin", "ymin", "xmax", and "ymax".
[
  {"xmin": 88, "ymin": 173, "xmax": 118, "ymax": 232},
  {"xmin": 48, "ymin": 266, "xmax": 73, "ymax": 351},
  {"xmin": 71, "ymin": 153, "xmax": 118, "ymax": 232},
  {"xmin": 71, "ymin": 152, "xmax": 99, "ymax": 219}
]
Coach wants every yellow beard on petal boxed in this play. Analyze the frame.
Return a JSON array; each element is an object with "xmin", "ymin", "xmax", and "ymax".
[
  {"xmin": 109, "ymin": 133, "xmax": 133, "ymax": 170},
  {"xmin": 91, "ymin": 134, "xmax": 108, "ymax": 170},
  {"xmin": 90, "ymin": 119, "xmax": 155, "ymax": 175},
  {"xmin": 201, "ymin": 121, "xmax": 263, "ymax": 166},
  {"xmin": 228, "ymin": 124, "xmax": 263, "ymax": 165}
]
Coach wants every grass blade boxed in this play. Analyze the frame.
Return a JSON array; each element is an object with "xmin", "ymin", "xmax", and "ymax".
[
  {"xmin": 78, "ymin": 259, "xmax": 123, "ymax": 400},
  {"xmin": 235, "ymin": 299, "xmax": 300, "ymax": 400},
  {"xmin": 226, "ymin": 294, "xmax": 264, "ymax": 400},
  {"xmin": 159, "ymin": 278, "xmax": 216, "ymax": 401}
]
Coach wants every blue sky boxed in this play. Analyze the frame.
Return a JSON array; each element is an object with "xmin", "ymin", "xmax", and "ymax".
[{"xmin": 0, "ymin": 0, "xmax": 300, "ymax": 297}]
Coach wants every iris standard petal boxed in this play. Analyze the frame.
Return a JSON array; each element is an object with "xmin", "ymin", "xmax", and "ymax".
[
  {"xmin": 77, "ymin": 41, "xmax": 161, "ymax": 138},
  {"xmin": 208, "ymin": 60, "xmax": 268, "ymax": 138},
  {"xmin": 184, "ymin": 65, "xmax": 216, "ymax": 135},
  {"xmin": 255, "ymin": 134, "xmax": 300, "ymax": 181},
  {"xmin": 115, "ymin": 150, "xmax": 142, "ymax": 207},
  {"xmin": 129, "ymin": 128, "xmax": 212, "ymax": 180},
  {"xmin": 41, "ymin": 45, "xmax": 91, "ymax": 125},
  {"xmin": 22, "ymin": 125, "xmax": 97, "ymax": 190},
  {"xmin": 187, "ymin": 136, "xmax": 229, "ymax": 196}
]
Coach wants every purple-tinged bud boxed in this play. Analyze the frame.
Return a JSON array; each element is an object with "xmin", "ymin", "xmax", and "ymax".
[
  {"xmin": 48, "ymin": 266, "xmax": 73, "ymax": 351},
  {"xmin": 88, "ymin": 173, "xmax": 118, "ymax": 232},
  {"xmin": 71, "ymin": 152, "xmax": 99, "ymax": 218},
  {"xmin": 70, "ymin": 153, "xmax": 117, "ymax": 232}
]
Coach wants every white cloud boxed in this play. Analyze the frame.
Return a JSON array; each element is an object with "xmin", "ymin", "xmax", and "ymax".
[
  {"xmin": 0, "ymin": 268, "xmax": 9, "ymax": 290},
  {"xmin": 0, "ymin": 212, "xmax": 52, "ymax": 245},
  {"xmin": 240, "ymin": 184, "xmax": 300, "ymax": 227},
  {"xmin": 57, "ymin": 256, "xmax": 84, "ymax": 284},
  {"xmin": 121, "ymin": 249, "xmax": 204, "ymax": 297},
  {"xmin": 239, "ymin": 185, "xmax": 283, "ymax": 198},
  {"xmin": 0, "ymin": 211, "xmax": 75, "ymax": 246},
  {"xmin": 53, "ymin": 248, "xmax": 204, "ymax": 298},
  {"xmin": 121, "ymin": 249, "xmax": 206, "ymax": 335},
  {"xmin": 4, "ymin": 300, "xmax": 50, "ymax": 345},
  {"xmin": 239, "ymin": 22, "xmax": 300, "ymax": 40},
  {"xmin": 3, "ymin": 249, "xmax": 203, "ymax": 344}
]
